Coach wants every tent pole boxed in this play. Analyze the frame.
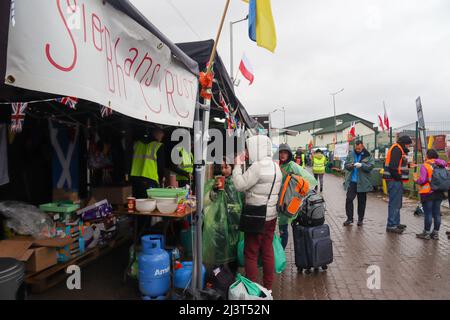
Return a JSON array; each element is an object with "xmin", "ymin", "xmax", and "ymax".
[
  {"xmin": 191, "ymin": 100, "xmax": 203, "ymax": 296},
  {"xmin": 192, "ymin": 0, "xmax": 232, "ymax": 296}
]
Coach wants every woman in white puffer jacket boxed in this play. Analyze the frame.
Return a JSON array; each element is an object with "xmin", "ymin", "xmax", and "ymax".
[{"xmin": 232, "ymin": 135, "xmax": 282, "ymax": 291}]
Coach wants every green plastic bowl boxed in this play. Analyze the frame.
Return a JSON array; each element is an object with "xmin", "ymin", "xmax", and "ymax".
[{"xmin": 146, "ymin": 188, "xmax": 186, "ymax": 199}]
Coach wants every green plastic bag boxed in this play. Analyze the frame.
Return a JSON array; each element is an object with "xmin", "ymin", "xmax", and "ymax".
[
  {"xmin": 230, "ymin": 274, "xmax": 261, "ymax": 297},
  {"xmin": 202, "ymin": 178, "xmax": 243, "ymax": 265},
  {"xmin": 237, "ymin": 234, "xmax": 287, "ymax": 274}
]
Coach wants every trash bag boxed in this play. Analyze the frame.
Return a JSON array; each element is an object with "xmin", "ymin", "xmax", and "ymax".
[
  {"xmin": 202, "ymin": 178, "xmax": 243, "ymax": 266},
  {"xmin": 0, "ymin": 201, "xmax": 55, "ymax": 239},
  {"xmin": 228, "ymin": 274, "xmax": 273, "ymax": 300},
  {"xmin": 237, "ymin": 234, "xmax": 286, "ymax": 274}
]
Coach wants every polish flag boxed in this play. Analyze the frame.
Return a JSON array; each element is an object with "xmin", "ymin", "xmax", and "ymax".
[
  {"xmin": 378, "ymin": 115, "xmax": 385, "ymax": 131},
  {"xmin": 239, "ymin": 53, "xmax": 254, "ymax": 85},
  {"xmin": 349, "ymin": 121, "xmax": 356, "ymax": 139},
  {"xmin": 383, "ymin": 105, "xmax": 390, "ymax": 130}
]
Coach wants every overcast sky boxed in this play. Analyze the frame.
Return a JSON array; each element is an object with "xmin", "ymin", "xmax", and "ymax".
[{"xmin": 130, "ymin": 0, "xmax": 450, "ymax": 129}]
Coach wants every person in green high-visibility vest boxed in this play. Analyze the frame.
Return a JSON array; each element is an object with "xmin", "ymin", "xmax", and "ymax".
[
  {"xmin": 295, "ymin": 148, "xmax": 306, "ymax": 168},
  {"xmin": 312, "ymin": 149, "xmax": 327, "ymax": 192},
  {"xmin": 175, "ymin": 146, "xmax": 193, "ymax": 187},
  {"xmin": 130, "ymin": 128, "xmax": 166, "ymax": 198}
]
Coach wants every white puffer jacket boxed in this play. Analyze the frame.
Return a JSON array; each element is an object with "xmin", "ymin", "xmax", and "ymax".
[{"xmin": 232, "ymin": 135, "xmax": 282, "ymax": 221}]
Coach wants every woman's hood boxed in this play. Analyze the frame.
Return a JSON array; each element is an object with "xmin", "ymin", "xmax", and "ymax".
[{"xmin": 247, "ymin": 135, "xmax": 273, "ymax": 162}]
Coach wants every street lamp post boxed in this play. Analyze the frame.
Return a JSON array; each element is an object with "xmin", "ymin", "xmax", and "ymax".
[
  {"xmin": 271, "ymin": 107, "xmax": 287, "ymax": 142},
  {"xmin": 330, "ymin": 88, "xmax": 344, "ymax": 144},
  {"xmin": 230, "ymin": 16, "xmax": 248, "ymax": 83}
]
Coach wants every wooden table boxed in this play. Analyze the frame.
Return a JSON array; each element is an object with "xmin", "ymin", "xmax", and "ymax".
[
  {"xmin": 120, "ymin": 205, "xmax": 196, "ymax": 281},
  {"xmin": 116, "ymin": 205, "xmax": 194, "ymax": 219}
]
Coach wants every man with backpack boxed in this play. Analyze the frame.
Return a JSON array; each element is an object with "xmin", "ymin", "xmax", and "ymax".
[
  {"xmin": 413, "ymin": 149, "xmax": 450, "ymax": 240},
  {"xmin": 343, "ymin": 140, "xmax": 375, "ymax": 226},
  {"xmin": 277, "ymin": 144, "xmax": 318, "ymax": 249}
]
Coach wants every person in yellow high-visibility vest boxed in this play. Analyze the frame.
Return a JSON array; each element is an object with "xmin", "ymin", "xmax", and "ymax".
[
  {"xmin": 130, "ymin": 128, "xmax": 166, "ymax": 198},
  {"xmin": 175, "ymin": 146, "xmax": 193, "ymax": 187},
  {"xmin": 312, "ymin": 149, "xmax": 327, "ymax": 192}
]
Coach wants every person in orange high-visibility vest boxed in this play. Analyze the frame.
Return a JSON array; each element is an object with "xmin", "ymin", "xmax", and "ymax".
[
  {"xmin": 383, "ymin": 136, "xmax": 412, "ymax": 234},
  {"xmin": 413, "ymin": 149, "xmax": 447, "ymax": 240}
]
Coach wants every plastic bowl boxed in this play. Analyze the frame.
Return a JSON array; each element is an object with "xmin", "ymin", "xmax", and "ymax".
[
  {"xmin": 156, "ymin": 198, "xmax": 179, "ymax": 214},
  {"xmin": 147, "ymin": 188, "xmax": 186, "ymax": 199},
  {"xmin": 135, "ymin": 199, "xmax": 156, "ymax": 213}
]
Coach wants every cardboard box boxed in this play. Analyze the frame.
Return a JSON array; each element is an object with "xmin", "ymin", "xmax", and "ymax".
[
  {"xmin": 27, "ymin": 247, "xmax": 57, "ymax": 273},
  {"xmin": 91, "ymin": 185, "xmax": 132, "ymax": 205},
  {"xmin": 0, "ymin": 238, "xmax": 74, "ymax": 273},
  {"xmin": 53, "ymin": 189, "xmax": 80, "ymax": 203},
  {"xmin": 0, "ymin": 240, "xmax": 34, "ymax": 261}
]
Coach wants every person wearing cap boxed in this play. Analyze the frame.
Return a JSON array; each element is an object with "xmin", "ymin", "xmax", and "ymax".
[
  {"xmin": 382, "ymin": 135, "xmax": 413, "ymax": 234},
  {"xmin": 277, "ymin": 143, "xmax": 318, "ymax": 249}
]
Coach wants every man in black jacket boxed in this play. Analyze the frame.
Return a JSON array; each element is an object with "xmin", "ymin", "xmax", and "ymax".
[{"xmin": 384, "ymin": 136, "xmax": 413, "ymax": 234}]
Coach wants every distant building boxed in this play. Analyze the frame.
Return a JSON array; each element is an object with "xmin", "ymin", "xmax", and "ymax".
[{"xmin": 285, "ymin": 113, "xmax": 376, "ymax": 149}]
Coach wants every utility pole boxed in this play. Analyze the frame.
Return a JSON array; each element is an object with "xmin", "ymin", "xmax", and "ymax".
[{"xmin": 330, "ymin": 88, "xmax": 344, "ymax": 144}]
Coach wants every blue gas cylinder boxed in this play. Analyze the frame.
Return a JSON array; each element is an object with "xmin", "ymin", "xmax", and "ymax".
[
  {"xmin": 138, "ymin": 235, "xmax": 170, "ymax": 298},
  {"xmin": 174, "ymin": 261, "xmax": 206, "ymax": 290}
]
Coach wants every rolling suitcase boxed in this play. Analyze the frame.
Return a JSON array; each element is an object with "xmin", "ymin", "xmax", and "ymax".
[{"xmin": 292, "ymin": 222, "xmax": 333, "ymax": 274}]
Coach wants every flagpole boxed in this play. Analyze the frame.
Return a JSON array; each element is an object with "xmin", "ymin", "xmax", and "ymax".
[{"xmin": 207, "ymin": 0, "xmax": 232, "ymax": 74}]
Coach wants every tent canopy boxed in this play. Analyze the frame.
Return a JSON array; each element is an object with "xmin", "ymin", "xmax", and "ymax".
[{"xmin": 177, "ymin": 40, "xmax": 258, "ymax": 129}]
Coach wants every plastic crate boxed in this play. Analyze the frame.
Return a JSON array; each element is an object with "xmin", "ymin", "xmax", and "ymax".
[{"xmin": 39, "ymin": 202, "xmax": 80, "ymax": 213}]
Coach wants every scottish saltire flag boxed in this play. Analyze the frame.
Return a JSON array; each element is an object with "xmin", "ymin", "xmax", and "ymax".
[
  {"xmin": 100, "ymin": 105, "xmax": 113, "ymax": 118},
  {"xmin": 56, "ymin": 96, "xmax": 78, "ymax": 110},
  {"xmin": 10, "ymin": 102, "xmax": 28, "ymax": 133},
  {"xmin": 243, "ymin": 0, "xmax": 277, "ymax": 53}
]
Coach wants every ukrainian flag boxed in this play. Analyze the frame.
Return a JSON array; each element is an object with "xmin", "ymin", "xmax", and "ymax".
[{"xmin": 242, "ymin": 0, "xmax": 277, "ymax": 53}]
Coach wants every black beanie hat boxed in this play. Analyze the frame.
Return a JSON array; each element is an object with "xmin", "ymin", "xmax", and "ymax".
[{"xmin": 397, "ymin": 135, "xmax": 413, "ymax": 145}]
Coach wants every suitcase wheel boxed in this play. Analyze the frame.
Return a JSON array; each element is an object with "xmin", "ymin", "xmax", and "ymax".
[
  {"xmin": 322, "ymin": 265, "xmax": 328, "ymax": 270},
  {"xmin": 297, "ymin": 268, "xmax": 303, "ymax": 273},
  {"xmin": 314, "ymin": 268, "xmax": 320, "ymax": 273},
  {"xmin": 304, "ymin": 269, "xmax": 312, "ymax": 274}
]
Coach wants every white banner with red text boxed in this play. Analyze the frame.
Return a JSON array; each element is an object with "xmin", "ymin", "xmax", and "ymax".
[{"xmin": 5, "ymin": 0, "xmax": 197, "ymax": 128}]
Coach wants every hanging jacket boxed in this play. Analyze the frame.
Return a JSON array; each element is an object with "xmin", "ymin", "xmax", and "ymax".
[
  {"xmin": 232, "ymin": 135, "xmax": 282, "ymax": 222},
  {"xmin": 312, "ymin": 154, "xmax": 327, "ymax": 174}
]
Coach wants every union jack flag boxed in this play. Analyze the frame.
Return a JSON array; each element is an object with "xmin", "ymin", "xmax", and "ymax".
[
  {"xmin": 56, "ymin": 96, "xmax": 78, "ymax": 110},
  {"xmin": 10, "ymin": 102, "xmax": 28, "ymax": 133},
  {"xmin": 100, "ymin": 105, "xmax": 113, "ymax": 118},
  {"xmin": 219, "ymin": 92, "xmax": 236, "ymax": 130}
]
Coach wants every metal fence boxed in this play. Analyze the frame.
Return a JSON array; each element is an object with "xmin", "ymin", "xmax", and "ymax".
[{"xmin": 327, "ymin": 121, "xmax": 450, "ymax": 196}]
